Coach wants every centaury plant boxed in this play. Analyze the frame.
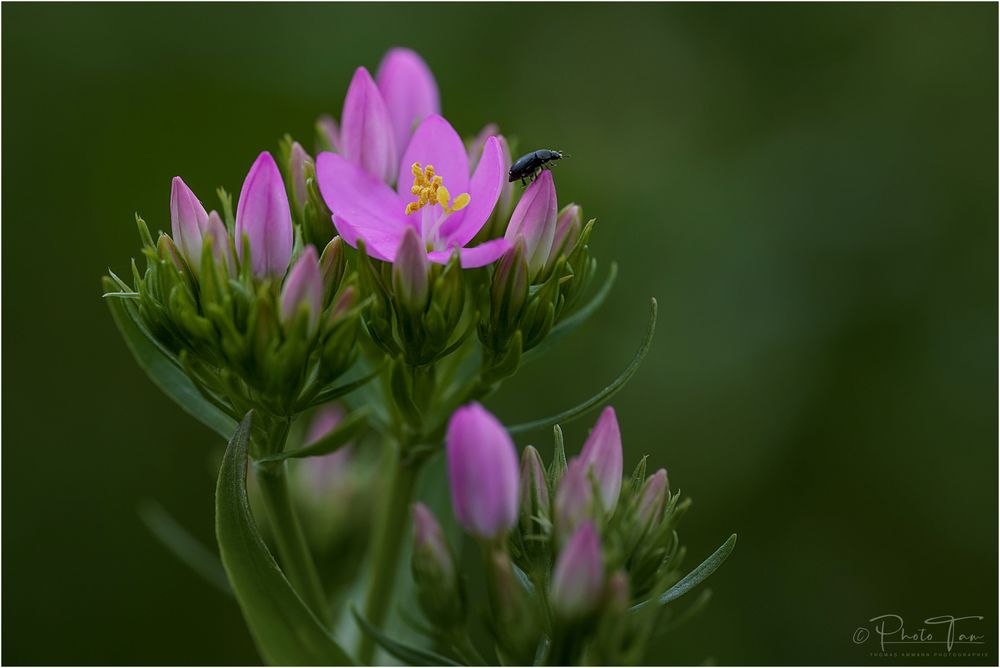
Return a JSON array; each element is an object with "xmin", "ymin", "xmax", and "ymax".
[{"xmin": 103, "ymin": 47, "xmax": 735, "ymax": 666}]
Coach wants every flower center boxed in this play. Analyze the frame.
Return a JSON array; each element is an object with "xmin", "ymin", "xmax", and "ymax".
[{"xmin": 404, "ymin": 162, "xmax": 470, "ymax": 217}]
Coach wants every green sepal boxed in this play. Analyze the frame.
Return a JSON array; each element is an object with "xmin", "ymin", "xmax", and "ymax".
[
  {"xmin": 548, "ymin": 424, "xmax": 568, "ymax": 490},
  {"xmin": 103, "ymin": 276, "xmax": 236, "ymax": 438},
  {"xmin": 215, "ymin": 412, "xmax": 354, "ymax": 665}
]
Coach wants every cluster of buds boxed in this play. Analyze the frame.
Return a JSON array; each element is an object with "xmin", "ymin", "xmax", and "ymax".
[
  {"xmin": 410, "ymin": 404, "xmax": 696, "ymax": 665},
  {"xmin": 111, "ymin": 150, "xmax": 362, "ymax": 453},
  {"xmin": 478, "ymin": 173, "xmax": 598, "ymax": 383}
]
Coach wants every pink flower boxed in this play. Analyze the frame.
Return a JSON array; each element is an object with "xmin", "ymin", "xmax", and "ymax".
[
  {"xmin": 340, "ymin": 67, "xmax": 398, "ymax": 184},
  {"xmin": 316, "ymin": 114, "xmax": 508, "ymax": 268},
  {"xmin": 327, "ymin": 49, "xmax": 439, "ymax": 185},
  {"xmin": 446, "ymin": 402, "xmax": 519, "ymax": 540},
  {"xmin": 376, "ymin": 48, "xmax": 440, "ymax": 163}
]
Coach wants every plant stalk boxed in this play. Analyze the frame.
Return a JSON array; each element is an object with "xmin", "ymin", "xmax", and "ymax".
[
  {"xmin": 358, "ymin": 450, "xmax": 421, "ymax": 663},
  {"xmin": 255, "ymin": 463, "xmax": 331, "ymax": 627}
]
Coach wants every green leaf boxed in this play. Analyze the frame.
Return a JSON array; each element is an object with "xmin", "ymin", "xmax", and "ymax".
[
  {"xmin": 103, "ymin": 277, "xmax": 236, "ymax": 438},
  {"xmin": 631, "ymin": 534, "xmax": 737, "ymax": 612},
  {"xmin": 507, "ymin": 298, "xmax": 657, "ymax": 435},
  {"xmin": 216, "ymin": 412, "xmax": 354, "ymax": 665},
  {"xmin": 523, "ymin": 262, "xmax": 617, "ymax": 364},
  {"xmin": 138, "ymin": 500, "xmax": 232, "ymax": 596},
  {"xmin": 352, "ymin": 608, "xmax": 462, "ymax": 667},
  {"xmin": 255, "ymin": 407, "xmax": 371, "ymax": 465},
  {"xmin": 301, "ymin": 364, "xmax": 385, "ymax": 409}
]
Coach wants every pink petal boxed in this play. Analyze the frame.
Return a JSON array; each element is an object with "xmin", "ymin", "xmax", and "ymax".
[
  {"xmin": 438, "ymin": 136, "xmax": 504, "ymax": 247},
  {"xmin": 397, "ymin": 114, "xmax": 469, "ymax": 200},
  {"xmin": 427, "ymin": 237, "xmax": 509, "ymax": 268},
  {"xmin": 316, "ymin": 151, "xmax": 409, "ymax": 261},
  {"xmin": 376, "ymin": 48, "xmax": 440, "ymax": 160},
  {"xmin": 340, "ymin": 67, "xmax": 397, "ymax": 184}
]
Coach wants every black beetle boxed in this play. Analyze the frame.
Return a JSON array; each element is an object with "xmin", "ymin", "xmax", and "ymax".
[{"xmin": 508, "ymin": 149, "xmax": 564, "ymax": 185}]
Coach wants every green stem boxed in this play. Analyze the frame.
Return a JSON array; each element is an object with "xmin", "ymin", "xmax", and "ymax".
[
  {"xmin": 255, "ymin": 463, "xmax": 331, "ymax": 627},
  {"xmin": 358, "ymin": 451, "xmax": 421, "ymax": 663}
]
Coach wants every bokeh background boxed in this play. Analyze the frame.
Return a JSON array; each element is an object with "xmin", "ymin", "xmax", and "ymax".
[{"xmin": 3, "ymin": 3, "xmax": 996, "ymax": 665}]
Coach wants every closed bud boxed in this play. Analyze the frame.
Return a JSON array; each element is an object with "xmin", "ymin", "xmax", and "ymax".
[
  {"xmin": 579, "ymin": 406, "xmax": 624, "ymax": 512},
  {"xmin": 519, "ymin": 445, "xmax": 550, "ymax": 536},
  {"xmin": 203, "ymin": 211, "xmax": 233, "ymax": 275},
  {"xmin": 411, "ymin": 503, "xmax": 463, "ymax": 627},
  {"xmin": 636, "ymin": 468, "xmax": 669, "ymax": 529},
  {"xmin": 446, "ymin": 403, "xmax": 519, "ymax": 541},
  {"xmin": 485, "ymin": 547, "xmax": 540, "ymax": 664},
  {"xmin": 156, "ymin": 233, "xmax": 185, "ymax": 272},
  {"xmin": 235, "ymin": 151, "xmax": 293, "ymax": 278},
  {"xmin": 554, "ymin": 457, "xmax": 596, "ymax": 544},
  {"xmin": 489, "ymin": 238, "xmax": 529, "ymax": 346},
  {"xmin": 550, "ymin": 522, "xmax": 604, "ymax": 620},
  {"xmin": 547, "ymin": 203, "xmax": 582, "ymax": 268},
  {"xmin": 392, "ymin": 227, "xmax": 430, "ymax": 313},
  {"xmin": 287, "ymin": 141, "xmax": 313, "ymax": 220},
  {"xmin": 504, "ymin": 170, "xmax": 557, "ymax": 279},
  {"xmin": 170, "ymin": 176, "xmax": 210, "ymax": 270},
  {"xmin": 280, "ymin": 246, "xmax": 323, "ymax": 334},
  {"xmin": 318, "ymin": 236, "xmax": 347, "ymax": 304}
]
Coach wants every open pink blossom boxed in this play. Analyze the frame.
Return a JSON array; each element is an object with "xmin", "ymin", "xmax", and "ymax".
[{"xmin": 316, "ymin": 114, "xmax": 509, "ymax": 268}]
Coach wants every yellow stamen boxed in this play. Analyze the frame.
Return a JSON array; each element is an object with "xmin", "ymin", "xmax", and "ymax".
[{"xmin": 404, "ymin": 162, "xmax": 471, "ymax": 216}]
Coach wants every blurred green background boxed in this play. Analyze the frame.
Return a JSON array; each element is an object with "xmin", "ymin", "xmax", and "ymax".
[{"xmin": 3, "ymin": 3, "xmax": 996, "ymax": 665}]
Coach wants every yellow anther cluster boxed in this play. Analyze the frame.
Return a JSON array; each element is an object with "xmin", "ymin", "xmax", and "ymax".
[{"xmin": 405, "ymin": 162, "xmax": 471, "ymax": 216}]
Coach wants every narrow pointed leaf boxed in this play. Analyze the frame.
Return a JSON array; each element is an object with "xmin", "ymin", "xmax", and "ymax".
[
  {"xmin": 216, "ymin": 412, "xmax": 353, "ymax": 665},
  {"xmin": 352, "ymin": 608, "xmax": 462, "ymax": 667},
  {"xmin": 631, "ymin": 533, "xmax": 737, "ymax": 612},
  {"xmin": 508, "ymin": 298, "xmax": 657, "ymax": 435},
  {"xmin": 139, "ymin": 500, "xmax": 232, "ymax": 596},
  {"xmin": 255, "ymin": 408, "xmax": 371, "ymax": 464},
  {"xmin": 104, "ymin": 277, "xmax": 236, "ymax": 438},
  {"xmin": 523, "ymin": 262, "xmax": 617, "ymax": 364}
]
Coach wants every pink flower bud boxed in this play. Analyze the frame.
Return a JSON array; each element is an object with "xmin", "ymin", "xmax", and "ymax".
[
  {"xmin": 340, "ymin": 67, "xmax": 397, "ymax": 184},
  {"xmin": 446, "ymin": 402, "xmax": 519, "ymax": 540},
  {"xmin": 504, "ymin": 170, "xmax": 557, "ymax": 278},
  {"xmin": 235, "ymin": 152, "xmax": 293, "ymax": 278},
  {"xmin": 412, "ymin": 502, "xmax": 457, "ymax": 586},
  {"xmin": 170, "ymin": 176, "xmax": 210, "ymax": 269},
  {"xmin": 554, "ymin": 457, "xmax": 596, "ymax": 543},
  {"xmin": 203, "ymin": 211, "xmax": 232, "ymax": 273},
  {"xmin": 579, "ymin": 407, "xmax": 624, "ymax": 511},
  {"xmin": 550, "ymin": 521, "xmax": 604, "ymax": 619},
  {"xmin": 392, "ymin": 226, "xmax": 430, "ymax": 312},
  {"xmin": 280, "ymin": 246, "xmax": 323, "ymax": 334},
  {"xmin": 637, "ymin": 468, "xmax": 669, "ymax": 528},
  {"xmin": 547, "ymin": 203, "xmax": 582, "ymax": 266}
]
